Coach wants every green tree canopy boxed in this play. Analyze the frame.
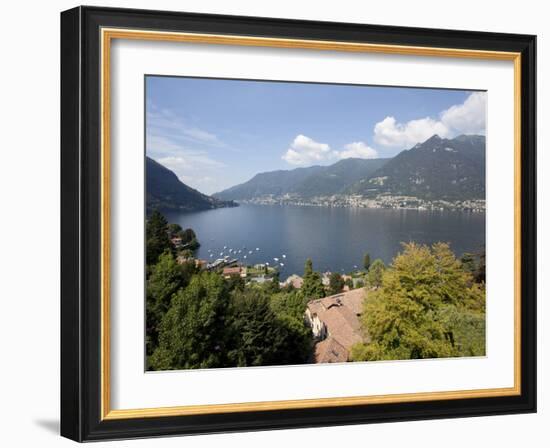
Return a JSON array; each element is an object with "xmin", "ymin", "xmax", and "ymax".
[
  {"xmin": 351, "ymin": 242, "xmax": 485, "ymax": 362},
  {"xmin": 262, "ymin": 271, "xmax": 280, "ymax": 294},
  {"xmin": 301, "ymin": 259, "xmax": 325, "ymax": 300},
  {"xmin": 146, "ymin": 251, "xmax": 196, "ymax": 356},
  {"xmin": 344, "ymin": 277, "xmax": 354, "ymax": 289},
  {"xmin": 304, "ymin": 258, "xmax": 313, "ymax": 277},
  {"xmin": 366, "ymin": 258, "xmax": 386, "ymax": 288},
  {"xmin": 146, "ymin": 210, "xmax": 173, "ymax": 265},
  {"xmin": 167, "ymin": 223, "xmax": 183, "ymax": 237},
  {"xmin": 149, "ymin": 271, "xmax": 229, "ymax": 370},
  {"xmin": 461, "ymin": 247, "xmax": 486, "ymax": 284},
  {"xmin": 328, "ymin": 272, "xmax": 344, "ymax": 295},
  {"xmin": 226, "ymin": 289, "xmax": 311, "ymax": 367},
  {"xmin": 270, "ymin": 289, "xmax": 308, "ymax": 321},
  {"xmin": 363, "ymin": 252, "xmax": 371, "ymax": 271}
]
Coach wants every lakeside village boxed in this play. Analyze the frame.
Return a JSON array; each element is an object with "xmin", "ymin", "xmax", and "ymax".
[
  {"xmin": 146, "ymin": 210, "xmax": 486, "ymax": 370},
  {"xmin": 195, "ymin": 262, "xmax": 366, "ymax": 363},
  {"xmin": 239, "ymin": 193, "xmax": 486, "ymax": 212},
  {"xmin": 170, "ymin": 229, "xmax": 373, "ymax": 363}
]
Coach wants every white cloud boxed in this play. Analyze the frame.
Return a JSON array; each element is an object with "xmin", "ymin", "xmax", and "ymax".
[
  {"xmin": 282, "ymin": 135, "xmax": 333, "ymax": 166},
  {"xmin": 336, "ymin": 142, "xmax": 378, "ymax": 159},
  {"xmin": 441, "ymin": 91, "xmax": 486, "ymax": 135},
  {"xmin": 373, "ymin": 92, "xmax": 486, "ymax": 148},
  {"xmin": 282, "ymin": 135, "xmax": 381, "ymax": 166},
  {"xmin": 374, "ymin": 116, "xmax": 450, "ymax": 148}
]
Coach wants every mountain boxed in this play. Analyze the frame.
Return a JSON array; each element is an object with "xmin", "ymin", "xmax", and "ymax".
[
  {"xmin": 146, "ymin": 157, "xmax": 237, "ymax": 213},
  {"xmin": 348, "ymin": 134, "xmax": 485, "ymax": 200},
  {"xmin": 294, "ymin": 158, "xmax": 389, "ymax": 197},
  {"xmin": 214, "ymin": 158, "xmax": 389, "ymax": 200},
  {"xmin": 214, "ymin": 165, "xmax": 324, "ymax": 201},
  {"xmin": 214, "ymin": 135, "xmax": 485, "ymax": 203}
]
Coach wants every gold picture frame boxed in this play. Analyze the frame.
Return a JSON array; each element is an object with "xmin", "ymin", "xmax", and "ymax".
[{"xmin": 61, "ymin": 6, "xmax": 536, "ymax": 441}]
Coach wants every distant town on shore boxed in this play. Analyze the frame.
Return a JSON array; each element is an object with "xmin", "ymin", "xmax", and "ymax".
[{"xmin": 237, "ymin": 194, "xmax": 485, "ymax": 212}]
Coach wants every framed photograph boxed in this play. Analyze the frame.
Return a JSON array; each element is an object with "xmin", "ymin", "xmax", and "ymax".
[{"xmin": 60, "ymin": 6, "xmax": 536, "ymax": 442}]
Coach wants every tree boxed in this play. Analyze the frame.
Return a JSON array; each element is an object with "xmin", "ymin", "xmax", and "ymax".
[
  {"xmin": 225, "ymin": 273, "xmax": 245, "ymax": 292},
  {"xmin": 351, "ymin": 243, "xmax": 485, "ymax": 362},
  {"xmin": 181, "ymin": 228, "xmax": 200, "ymax": 250},
  {"xmin": 226, "ymin": 289, "xmax": 311, "ymax": 367},
  {"xmin": 181, "ymin": 228, "xmax": 197, "ymax": 244},
  {"xmin": 363, "ymin": 252, "xmax": 371, "ymax": 271},
  {"xmin": 344, "ymin": 277, "xmax": 354, "ymax": 290},
  {"xmin": 460, "ymin": 252, "xmax": 476, "ymax": 274},
  {"xmin": 149, "ymin": 271, "xmax": 229, "ymax": 370},
  {"xmin": 167, "ymin": 223, "xmax": 183, "ymax": 238},
  {"xmin": 270, "ymin": 290, "xmax": 308, "ymax": 321},
  {"xmin": 461, "ymin": 248, "xmax": 486, "ymax": 284},
  {"xmin": 146, "ymin": 251, "xmax": 195, "ymax": 356},
  {"xmin": 366, "ymin": 259, "xmax": 386, "ymax": 288},
  {"xmin": 302, "ymin": 259, "xmax": 325, "ymax": 300},
  {"xmin": 439, "ymin": 306, "xmax": 486, "ymax": 356},
  {"xmin": 304, "ymin": 258, "xmax": 313, "ymax": 277},
  {"xmin": 146, "ymin": 210, "xmax": 173, "ymax": 265},
  {"xmin": 475, "ymin": 249, "xmax": 486, "ymax": 283},
  {"xmin": 328, "ymin": 272, "xmax": 344, "ymax": 295},
  {"xmin": 264, "ymin": 271, "xmax": 280, "ymax": 294},
  {"xmin": 179, "ymin": 249, "xmax": 194, "ymax": 259}
]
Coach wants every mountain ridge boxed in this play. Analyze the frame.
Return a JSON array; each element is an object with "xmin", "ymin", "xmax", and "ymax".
[
  {"xmin": 348, "ymin": 134, "xmax": 485, "ymax": 200},
  {"xmin": 146, "ymin": 156, "xmax": 238, "ymax": 213},
  {"xmin": 214, "ymin": 157, "xmax": 389, "ymax": 200},
  {"xmin": 215, "ymin": 134, "xmax": 485, "ymax": 202}
]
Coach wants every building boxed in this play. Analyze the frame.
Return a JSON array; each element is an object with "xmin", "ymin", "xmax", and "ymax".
[
  {"xmin": 304, "ymin": 288, "xmax": 368, "ymax": 363},
  {"xmin": 170, "ymin": 236, "xmax": 183, "ymax": 248},
  {"xmin": 222, "ymin": 266, "xmax": 246, "ymax": 278},
  {"xmin": 195, "ymin": 259, "xmax": 207, "ymax": 270},
  {"xmin": 282, "ymin": 274, "xmax": 303, "ymax": 289},
  {"xmin": 249, "ymin": 275, "xmax": 268, "ymax": 284}
]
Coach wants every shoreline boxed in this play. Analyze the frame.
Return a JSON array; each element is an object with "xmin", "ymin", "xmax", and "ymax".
[{"xmin": 236, "ymin": 199, "xmax": 486, "ymax": 213}]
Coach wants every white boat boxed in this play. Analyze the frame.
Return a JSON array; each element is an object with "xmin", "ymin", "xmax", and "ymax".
[
  {"xmin": 282, "ymin": 254, "xmax": 286, "ymax": 258},
  {"xmin": 274, "ymin": 257, "xmax": 279, "ymax": 262}
]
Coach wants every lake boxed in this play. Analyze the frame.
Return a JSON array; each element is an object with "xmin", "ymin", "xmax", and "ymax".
[{"xmin": 164, "ymin": 204, "xmax": 486, "ymax": 278}]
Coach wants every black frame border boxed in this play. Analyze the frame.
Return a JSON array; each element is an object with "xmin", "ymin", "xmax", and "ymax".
[{"xmin": 61, "ymin": 6, "xmax": 536, "ymax": 442}]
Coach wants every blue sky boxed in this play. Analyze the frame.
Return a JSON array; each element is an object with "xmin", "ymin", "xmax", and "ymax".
[{"xmin": 146, "ymin": 76, "xmax": 486, "ymax": 194}]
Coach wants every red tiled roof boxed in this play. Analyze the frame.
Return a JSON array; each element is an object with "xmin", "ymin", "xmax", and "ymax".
[
  {"xmin": 307, "ymin": 288, "xmax": 368, "ymax": 361},
  {"xmin": 314, "ymin": 337, "xmax": 348, "ymax": 363},
  {"xmin": 284, "ymin": 275, "xmax": 303, "ymax": 289}
]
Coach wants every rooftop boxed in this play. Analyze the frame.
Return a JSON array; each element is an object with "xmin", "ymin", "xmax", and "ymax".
[
  {"xmin": 314, "ymin": 337, "xmax": 348, "ymax": 363},
  {"xmin": 307, "ymin": 288, "xmax": 369, "ymax": 361},
  {"xmin": 222, "ymin": 266, "xmax": 241, "ymax": 275}
]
